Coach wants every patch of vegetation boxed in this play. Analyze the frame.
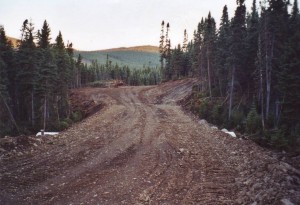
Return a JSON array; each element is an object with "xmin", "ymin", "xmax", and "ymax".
[{"xmin": 75, "ymin": 50, "xmax": 160, "ymax": 69}]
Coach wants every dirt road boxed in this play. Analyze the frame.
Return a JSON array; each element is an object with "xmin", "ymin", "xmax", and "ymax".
[{"xmin": 0, "ymin": 79, "xmax": 299, "ymax": 204}]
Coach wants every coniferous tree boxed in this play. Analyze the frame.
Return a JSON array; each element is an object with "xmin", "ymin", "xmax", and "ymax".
[
  {"xmin": 37, "ymin": 20, "xmax": 57, "ymax": 130},
  {"xmin": 278, "ymin": 0, "xmax": 300, "ymax": 136},
  {"xmin": 182, "ymin": 29, "xmax": 188, "ymax": 52},
  {"xmin": 159, "ymin": 21, "xmax": 165, "ymax": 70},
  {"xmin": 215, "ymin": 5, "xmax": 230, "ymax": 97},
  {"xmin": 245, "ymin": 0, "xmax": 259, "ymax": 100},
  {"xmin": 228, "ymin": 0, "xmax": 247, "ymax": 119},
  {"xmin": 203, "ymin": 12, "xmax": 216, "ymax": 98},
  {"xmin": 54, "ymin": 31, "xmax": 71, "ymax": 120},
  {"xmin": 0, "ymin": 27, "xmax": 9, "ymax": 114},
  {"xmin": 16, "ymin": 20, "xmax": 39, "ymax": 126}
]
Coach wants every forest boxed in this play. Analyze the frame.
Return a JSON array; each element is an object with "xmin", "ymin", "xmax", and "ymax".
[
  {"xmin": 159, "ymin": 0, "xmax": 300, "ymax": 149},
  {"xmin": 0, "ymin": 20, "xmax": 161, "ymax": 137}
]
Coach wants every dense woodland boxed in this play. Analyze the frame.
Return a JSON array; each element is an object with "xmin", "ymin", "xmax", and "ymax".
[
  {"xmin": 0, "ymin": 20, "xmax": 161, "ymax": 136},
  {"xmin": 159, "ymin": 0, "xmax": 300, "ymax": 148}
]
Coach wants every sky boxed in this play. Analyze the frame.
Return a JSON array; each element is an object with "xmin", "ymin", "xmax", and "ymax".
[{"xmin": 0, "ymin": 0, "xmax": 295, "ymax": 50}]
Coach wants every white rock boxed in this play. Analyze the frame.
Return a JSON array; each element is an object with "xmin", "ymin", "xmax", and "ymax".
[
  {"xmin": 211, "ymin": 126, "xmax": 218, "ymax": 130},
  {"xmin": 179, "ymin": 148, "xmax": 185, "ymax": 153},
  {"xmin": 227, "ymin": 131, "xmax": 236, "ymax": 138},
  {"xmin": 198, "ymin": 119, "xmax": 207, "ymax": 125},
  {"xmin": 36, "ymin": 132, "xmax": 59, "ymax": 136},
  {"xmin": 221, "ymin": 129, "xmax": 236, "ymax": 137},
  {"xmin": 221, "ymin": 128, "xmax": 229, "ymax": 132}
]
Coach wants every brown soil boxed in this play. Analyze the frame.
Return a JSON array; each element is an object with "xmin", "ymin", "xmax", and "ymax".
[{"xmin": 0, "ymin": 78, "xmax": 299, "ymax": 205}]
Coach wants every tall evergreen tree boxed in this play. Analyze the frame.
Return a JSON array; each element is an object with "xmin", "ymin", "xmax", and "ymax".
[
  {"xmin": 37, "ymin": 20, "xmax": 57, "ymax": 130},
  {"xmin": 245, "ymin": 0, "xmax": 259, "ymax": 99},
  {"xmin": 38, "ymin": 20, "xmax": 51, "ymax": 49},
  {"xmin": 203, "ymin": 12, "xmax": 216, "ymax": 98},
  {"xmin": 215, "ymin": 5, "xmax": 230, "ymax": 97},
  {"xmin": 159, "ymin": 21, "xmax": 165, "ymax": 70},
  {"xmin": 16, "ymin": 20, "xmax": 39, "ymax": 126},
  {"xmin": 54, "ymin": 31, "xmax": 72, "ymax": 120},
  {"xmin": 278, "ymin": 0, "xmax": 300, "ymax": 134},
  {"xmin": 228, "ymin": 0, "xmax": 247, "ymax": 119},
  {"xmin": 182, "ymin": 29, "xmax": 188, "ymax": 52}
]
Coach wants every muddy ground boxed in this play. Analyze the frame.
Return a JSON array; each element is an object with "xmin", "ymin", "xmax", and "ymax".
[{"xmin": 0, "ymin": 79, "xmax": 299, "ymax": 205}]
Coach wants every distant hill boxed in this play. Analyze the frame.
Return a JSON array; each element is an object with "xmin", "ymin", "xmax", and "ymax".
[
  {"xmin": 7, "ymin": 36, "xmax": 20, "ymax": 48},
  {"xmin": 75, "ymin": 45, "xmax": 160, "ymax": 69},
  {"xmin": 100, "ymin": 45, "xmax": 159, "ymax": 53}
]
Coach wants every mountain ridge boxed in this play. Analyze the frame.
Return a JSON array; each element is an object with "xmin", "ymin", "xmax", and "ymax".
[{"xmin": 75, "ymin": 45, "xmax": 160, "ymax": 69}]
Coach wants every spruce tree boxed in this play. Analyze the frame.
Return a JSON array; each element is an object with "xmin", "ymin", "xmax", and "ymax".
[
  {"xmin": 159, "ymin": 21, "xmax": 165, "ymax": 70},
  {"xmin": 215, "ymin": 5, "xmax": 230, "ymax": 97},
  {"xmin": 37, "ymin": 20, "xmax": 57, "ymax": 130},
  {"xmin": 16, "ymin": 20, "xmax": 39, "ymax": 125},
  {"xmin": 228, "ymin": 0, "xmax": 247, "ymax": 119},
  {"xmin": 54, "ymin": 31, "xmax": 72, "ymax": 120},
  {"xmin": 203, "ymin": 12, "xmax": 216, "ymax": 98},
  {"xmin": 245, "ymin": 0, "xmax": 259, "ymax": 100},
  {"xmin": 38, "ymin": 20, "xmax": 51, "ymax": 49},
  {"xmin": 278, "ymin": 0, "xmax": 300, "ymax": 134}
]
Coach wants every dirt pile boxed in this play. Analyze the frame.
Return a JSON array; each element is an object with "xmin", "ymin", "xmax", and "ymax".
[{"xmin": 70, "ymin": 90, "xmax": 104, "ymax": 117}]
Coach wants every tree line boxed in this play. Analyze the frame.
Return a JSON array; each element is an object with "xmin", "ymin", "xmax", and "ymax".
[
  {"xmin": 0, "ymin": 20, "xmax": 83, "ymax": 136},
  {"xmin": 79, "ymin": 54, "xmax": 161, "ymax": 87},
  {"xmin": 159, "ymin": 0, "xmax": 300, "ymax": 148}
]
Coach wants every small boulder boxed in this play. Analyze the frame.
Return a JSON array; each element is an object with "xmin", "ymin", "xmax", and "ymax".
[{"xmin": 221, "ymin": 128, "xmax": 229, "ymax": 133}]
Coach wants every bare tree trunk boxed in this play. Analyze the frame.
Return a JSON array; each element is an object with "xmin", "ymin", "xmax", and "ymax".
[
  {"xmin": 207, "ymin": 48, "xmax": 212, "ymax": 98},
  {"xmin": 258, "ymin": 35, "xmax": 265, "ymax": 130},
  {"xmin": 76, "ymin": 68, "xmax": 79, "ymax": 88},
  {"xmin": 1, "ymin": 94, "xmax": 19, "ymax": 133},
  {"xmin": 265, "ymin": 32, "xmax": 274, "ymax": 119},
  {"xmin": 31, "ymin": 91, "xmax": 35, "ymax": 127},
  {"xmin": 229, "ymin": 65, "xmax": 235, "ymax": 120},
  {"xmin": 260, "ymin": 61, "xmax": 265, "ymax": 130},
  {"xmin": 199, "ymin": 52, "xmax": 205, "ymax": 92},
  {"xmin": 43, "ymin": 96, "xmax": 47, "ymax": 131},
  {"xmin": 55, "ymin": 95, "xmax": 60, "ymax": 122}
]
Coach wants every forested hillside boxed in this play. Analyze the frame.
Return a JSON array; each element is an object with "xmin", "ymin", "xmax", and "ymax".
[
  {"xmin": 159, "ymin": 0, "xmax": 300, "ymax": 149},
  {"xmin": 75, "ymin": 46, "xmax": 160, "ymax": 69}
]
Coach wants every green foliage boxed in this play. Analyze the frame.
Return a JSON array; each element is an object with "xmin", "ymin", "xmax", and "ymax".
[
  {"xmin": 0, "ymin": 123, "xmax": 11, "ymax": 137},
  {"xmin": 58, "ymin": 121, "xmax": 69, "ymax": 131},
  {"xmin": 246, "ymin": 107, "xmax": 261, "ymax": 134},
  {"xmin": 229, "ymin": 110, "xmax": 246, "ymax": 131},
  {"xmin": 75, "ymin": 50, "xmax": 160, "ymax": 70},
  {"xmin": 71, "ymin": 111, "xmax": 83, "ymax": 123},
  {"xmin": 80, "ymin": 58, "xmax": 161, "ymax": 86},
  {"xmin": 198, "ymin": 99, "xmax": 209, "ymax": 119},
  {"xmin": 212, "ymin": 104, "xmax": 223, "ymax": 125},
  {"xmin": 269, "ymin": 129, "xmax": 288, "ymax": 149},
  {"xmin": 158, "ymin": 0, "xmax": 300, "ymax": 150}
]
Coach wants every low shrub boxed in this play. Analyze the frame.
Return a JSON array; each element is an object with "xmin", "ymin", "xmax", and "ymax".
[
  {"xmin": 246, "ymin": 107, "xmax": 261, "ymax": 134},
  {"xmin": 71, "ymin": 111, "xmax": 83, "ymax": 122}
]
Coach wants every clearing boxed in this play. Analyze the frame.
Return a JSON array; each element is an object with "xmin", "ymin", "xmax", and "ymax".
[{"xmin": 0, "ymin": 79, "xmax": 299, "ymax": 204}]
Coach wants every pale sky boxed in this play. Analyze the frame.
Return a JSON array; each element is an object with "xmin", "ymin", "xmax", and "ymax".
[{"xmin": 0, "ymin": 0, "xmax": 294, "ymax": 50}]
